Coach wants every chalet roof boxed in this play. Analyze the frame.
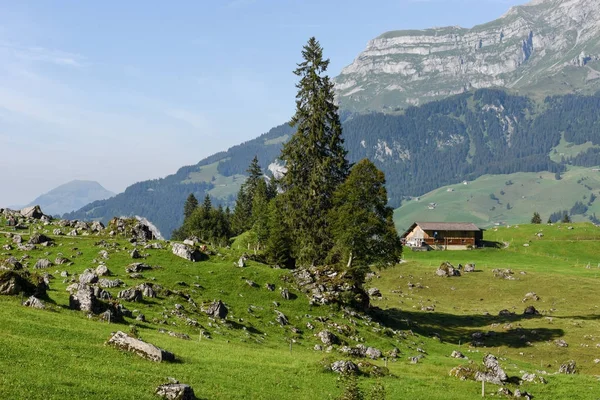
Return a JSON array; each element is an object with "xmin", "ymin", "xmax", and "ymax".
[{"xmin": 415, "ymin": 222, "xmax": 480, "ymax": 232}]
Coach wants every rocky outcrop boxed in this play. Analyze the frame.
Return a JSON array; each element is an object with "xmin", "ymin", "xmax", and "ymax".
[
  {"xmin": 172, "ymin": 243, "xmax": 203, "ymax": 262},
  {"xmin": 106, "ymin": 331, "xmax": 175, "ymax": 362},
  {"xmin": 203, "ymin": 300, "xmax": 228, "ymax": 319},
  {"xmin": 334, "ymin": 0, "xmax": 600, "ymax": 113},
  {"xmin": 155, "ymin": 382, "xmax": 196, "ymax": 400},
  {"xmin": 475, "ymin": 354, "xmax": 508, "ymax": 385}
]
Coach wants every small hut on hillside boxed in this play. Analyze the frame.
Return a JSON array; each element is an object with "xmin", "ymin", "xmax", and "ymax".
[{"xmin": 401, "ymin": 222, "xmax": 482, "ymax": 250}]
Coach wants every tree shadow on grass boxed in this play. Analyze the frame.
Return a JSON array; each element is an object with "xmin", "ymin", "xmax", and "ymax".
[
  {"xmin": 370, "ymin": 307, "xmax": 564, "ymax": 348},
  {"xmin": 227, "ymin": 320, "xmax": 264, "ymax": 335},
  {"xmin": 479, "ymin": 240, "xmax": 504, "ymax": 249}
]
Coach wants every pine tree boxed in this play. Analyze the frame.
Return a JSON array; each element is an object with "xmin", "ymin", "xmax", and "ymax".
[
  {"xmin": 231, "ymin": 156, "xmax": 265, "ymax": 236},
  {"xmin": 562, "ymin": 212, "xmax": 571, "ymax": 223},
  {"xmin": 202, "ymin": 195, "xmax": 212, "ymax": 214},
  {"xmin": 265, "ymin": 197, "xmax": 293, "ymax": 268},
  {"xmin": 531, "ymin": 212, "xmax": 542, "ymax": 224},
  {"xmin": 183, "ymin": 193, "xmax": 199, "ymax": 220},
  {"xmin": 280, "ymin": 37, "xmax": 349, "ymax": 265},
  {"xmin": 249, "ymin": 180, "xmax": 270, "ymax": 250},
  {"xmin": 328, "ymin": 159, "xmax": 402, "ymax": 284}
]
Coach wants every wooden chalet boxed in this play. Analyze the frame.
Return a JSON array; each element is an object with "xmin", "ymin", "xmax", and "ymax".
[{"xmin": 401, "ymin": 222, "xmax": 483, "ymax": 250}]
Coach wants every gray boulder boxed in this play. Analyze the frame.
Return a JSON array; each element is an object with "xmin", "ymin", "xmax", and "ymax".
[
  {"xmin": 28, "ymin": 233, "xmax": 52, "ymax": 245},
  {"xmin": 34, "ymin": 259, "xmax": 52, "ymax": 269},
  {"xmin": 172, "ymin": 243, "xmax": 202, "ymax": 262},
  {"xmin": 98, "ymin": 278, "xmax": 124, "ymax": 288},
  {"xmin": 107, "ymin": 331, "xmax": 175, "ymax": 362},
  {"xmin": 331, "ymin": 360, "xmax": 358, "ymax": 374},
  {"xmin": 275, "ymin": 310, "xmax": 288, "ymax": 326},
  {"xmin": 559, "ymin": 360, "xmax": 577, "ymax": 374},
  {"xmin": 118, "ymin": 288, "xmax": 143, "ymax": 302},
  {"xmin": 464, "ymin": 263, "xmax": 475, "ymax": 273},
  {"xmin": 474, "ymin": 354, "xmax": 508, "ymax": 385},
  {"xmin": 281, "ymin": 288, "xmax": 290, "ymax": 299},
  {"xmin": 95, "ymin": 264, "xmax": 110, "ymax": 276},
  {"xmin": 69, "ymin": 284, "xmax": 98, "ymax": 312},
  {"xmin": 368, "ymin": 287, "xmax": 382, "ymax": 297},
  {"xmin": 20, "ymin": 205, "xmax": 44, "ymax": 219},
  {"xmin": 130, "ymin": 248, "xmax": 142, "ymax": 259},
  {"xmin": 79, "ymin": 269, "xmax": 99, "ymax": 284},
  {"xmin": 365, "ymin": 347, "xmax": 382, "ymax": 360},
  {"xmin": 138, "ymin": 283, "xmax": 156, "ymax": 298},
  {"xmin": 23, "ymin": 296, "xmax": 45, "ymax": 309},
  {"xmin": 436, "ymin": 261, "xmax": 460, "ymax": 277},
  {"xmin": 155, "ymin": 383, "xmax": 196, "ymax": 400},
  {"xmin": 204, "ymin": 300, "xmax": 228, "ymax": 319},
  {"xmin": 237, "ymin": 256, "xmax": 247, "ymax": 268},
  {"xmin": 125, "ymin": 263, "xmax": 151, "ymax": 273},
  {"xmin": 317, "ymin": 330, "xmax": 339, "ymax": 345}
]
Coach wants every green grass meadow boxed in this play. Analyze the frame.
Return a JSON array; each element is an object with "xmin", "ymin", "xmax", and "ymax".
[{"xmin": 1, "ymin": 219, "xmax": 600, "ymax": 399}]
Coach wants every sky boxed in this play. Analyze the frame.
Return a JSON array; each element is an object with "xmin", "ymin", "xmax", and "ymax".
[{"xmin": 0, "ymin": 0, "xmax": 529, "ymax": 207}]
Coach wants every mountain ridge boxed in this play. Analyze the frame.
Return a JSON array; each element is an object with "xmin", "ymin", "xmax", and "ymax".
[{"xmin": 334, "ymin": 0, "xmax": 600, "ymax": 112}]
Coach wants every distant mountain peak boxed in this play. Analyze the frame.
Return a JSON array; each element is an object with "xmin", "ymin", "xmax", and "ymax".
[
  {"xmin": 334, "ymin": 0, "xmax": 600, "ymax": 113},
  {"xmin": 25, "ymin": 180, "xmax": 115, "ymax": 216}
]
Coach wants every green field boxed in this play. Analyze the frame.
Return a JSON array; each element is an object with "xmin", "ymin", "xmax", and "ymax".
[
  {"xmin": 394, "ymin": 166, "xmax": 600, "ymax": 233},
  {"xmin": 1, "ymin": 219, "xmax": 600, "ymax": 399}
]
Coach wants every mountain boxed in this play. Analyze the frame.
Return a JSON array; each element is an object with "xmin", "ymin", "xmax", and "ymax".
[
  {"xmin": 66, "ymin": 89, "xmax": 600, "ymax": 238},
  {"xmin": 334, "ymin": 0, "xmax": 600, "ymax": 113},
  {"xmin": 26, "ymin": 180, "xmax": 115, "ymax": 216}
]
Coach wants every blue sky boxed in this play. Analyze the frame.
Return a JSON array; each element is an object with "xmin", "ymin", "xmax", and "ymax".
[{"xmin": 0, "ymin": 0, "xmax": 528, "ymax": 206}]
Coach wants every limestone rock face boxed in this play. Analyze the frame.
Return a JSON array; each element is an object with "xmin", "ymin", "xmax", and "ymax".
[
  {"xmin": 107, "ymin": 331, "xmax": 175, "ymax": 362},
  {"xmin": 155, "ymin": 383, "xmax": 196, "ymax": 400},
  {"xmin": 334, "ymin": 0, "xmax": 600, "ymax": 113},
  {"xmin": 172, "ymin": 243, "xmax": 203, "ymax": 262},
  {"xmin": 475, "ymin": 354, "xmax": 508, "ymax": 385}
]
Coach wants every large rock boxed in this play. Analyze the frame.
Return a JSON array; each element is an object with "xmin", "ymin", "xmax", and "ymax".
[
  {"xmin": 331, "ymin": 360, "xmax": 358, "ymax": 374},
  {"xmin": 118, "ymin": 288, "xmax": 143, "ymax": 302},
  {"xmin": 125, "ymin": 263, "xmax": 151, "ymax": 273},
  {"xmin": 464, "ymin": 263, "xmax": 476, "ymax": 273},
  {"xmin": 95, "ymin": 264, "xmax": 110, "ymax": 276},
  {"xmin": 138, "ymin": 283, "xmax": 156, "ymax": 298},
  {"xmin": 98, "ymin": 278, "xmax": 124, "ymax": 288},
  {"xmin": 204, "ymin": 300, "xmax": 228, "ymax": 319},
  {"xmin": 69, "ymin": 283, "xmax": 98, "ymax": 312},
  {"xmin": 0, "ymin": 271, "xmax": 46, "ymax": 296},
  {"xmin": 559, "ymin": 360, "xmax": 577, "ymax": 374},
  {"xmin": 155, "ymin": 383, "xmax": 196, "ymax": 400},
  {"xmin": 172, "ymin": 243, "xmax": 202, "ymax": 262},
  {"xmin": 79, "ymin": 269, "xmax": 99, "ymax": 284},
  {"xmin": 23, "ymin": 296, "xmax": 45, "ymax": 309},
  {"xmin": 20, "ymin": 205, "xmax": 44, "ymax": 219},
  {"xmin": 33, "ymin": 259, "xmax": 52, "ymax": 269},
  {"xmin": 106, "ymin": 331, "xmax": 175, "ymax": 362},
  {"xmin": 365, "ymin": 347, "xmax": 382, "ymax": 360},
  {"xmin": 475, "ymin": 354, "xmax": 508, "ymax": 385},
  {"xmin": 317, "ymin": 330, "xmax": 339, "ymax": 345},
  {"xmin": 436, "ymin": 261, "xmax": 460, "ymax": 277},
  {"xmin": 28, "ymin": 233, "xmax": 52, "ymax": 245}
]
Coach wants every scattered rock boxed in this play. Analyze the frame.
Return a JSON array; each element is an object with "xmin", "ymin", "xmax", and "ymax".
[
  {"xmin": 275, "ymin": 310, "xmax": 288, "ymax": 326},
  {"xmin": 155, "ymin": 383, "xmax": 196, "ymax": 400},
  {"xmin": 451, "ymin": 350, "xmax": 465, "ymax": 359},
  {"xmin": 107, "ymin": 331, "xmax": 175, "ymax": 362},
  {"xmin": 436, "ymin": 261, "xmax": 460, "ymax": 277},
  {"xmin": 22, "ymin": 295, "xmax": 45, "ymax": 309},
  {"xmin": 367, "ymin": 287, "xmax": 382, "ymax": 297},
  {"xmin": 69, "ymin": 283, "xmax": 98, "ymax": 313},
  {"xmin": 523, "ymin": 305, "xmax": 539, "ymax": 315},
  {"xmin": 204, "ymin": 300, "xmax": 228, "ymax": 319},
  {"xmin": 138, "ymin": 283, "xmax": 156, "ymax": 298},
  {"xmin": 492, "ymin": 269, "xmax": 514, "ymax": 280},
  {"xmin": 498, "ymin": 309, "xmax": 514, "ymax": 317},
  {"xmin": 98, "ymin": 278, "xmax": 125, "ymax": 288},
  {"xmin": 514, "ymin": 389, "xmax": 533, "ymax": 399},
  {"xmin": 79, "ymin": 269, "xmax": 99, "ymax": 284},
  {"xmin": 172, "ymin": 243, "xmax": 203, "ymax": 262},
  {"xmin": 130, "ymin": 249, "xmax": 142, "ymax": 259},
  {"xmin": 464, "ymin": 263, "xmax": 475, "ymax": 273},
  {"xmin": 125, "ymin": 263, "xmax": 151, "ymax": 273},
  {"xmin": 20, "ymin": 205, "xmax": 45, "ymax": 219},
  {"xmin": 95, "ymin": 264, "xmax": 110, "ymax": 276},
  {"xmin": 365, "ymin": 347, "xmax": 382, "ymax": 360},
  {"xmin": 523, "ymin": 292, "xmax": 540, "ymax": 302},
  {"xmin": 280, "ymin": 288, "xmax": 290, "ymax": 299},
  {"xmin": 265, "ymin": 283, "xmax": 275, "ymax": 291},
  {"xmin": 474, "ymin": 354, "xmax": 508, "ymax": 385},
  {"xmin": 33, "ymin": 259, "xmax": 52, "ymax": 269},
  {"xmin": 118, "ymin": 288, "xmax": 143, "ymax": 302},
  {"xmin": 237, "ymin": 256, "xmax": 247, "ymax": 268},
  {"xmin": 331, "ymin": 360, "xmax": 358, "ymax": 374},
  {"xmin": 555, "ymin": 339, "xmax": 568, "ymax": 347},
  {"xmin": 317, "ymin": 330, "xmax": 339, "ymax": 345},
  {"xmin": 522, "ymin": 372, "xmax": 547, "ymax": 384},
  {"xmin": 245, "ymin": 279, "xmax": 258, "ymax": 288},
  {"xmin": 98, "ymin": 250, "xmax": 109, "ymax": 260},
  {"xmin": 497, "ymin": 387, "xmax": 512, "ymax": 396},
  {"xmin": 54, "ymin": 256, "xmax": 69, "ymax": 265}
]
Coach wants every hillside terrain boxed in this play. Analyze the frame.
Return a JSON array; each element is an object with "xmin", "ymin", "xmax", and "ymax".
[
  {"xmin": 23, "ymin": 180, "xmax": 115, "ymax": 217},
  {"xmin": 65, "ymin": 90, "xmax": 600, "ymax": 238},
  {"xmin": 1, "ymin": 214, "xmax": 600, "ymax": 399},
  {"xmin": 334, "ymin": 0, "xmax": 600, "ymax": 113},
  {"xmin": 393, "ymin": 166, "xmax": 600, "ymax": 232}
]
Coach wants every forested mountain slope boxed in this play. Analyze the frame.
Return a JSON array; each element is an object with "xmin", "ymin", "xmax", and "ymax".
[{"xmin": 66, "ymin": 90, "xmax": 600, "ymax": 237}]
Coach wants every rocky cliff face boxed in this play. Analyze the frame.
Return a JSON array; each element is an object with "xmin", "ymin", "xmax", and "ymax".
[{"xmin": 335, "ymin": 0, "xmax": 600, "ymax": 112}]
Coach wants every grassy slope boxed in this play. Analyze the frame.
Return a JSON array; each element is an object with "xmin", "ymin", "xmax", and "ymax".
[
  {"xmin": 182, "ymin": 160, "xmax": 245, "ymax": 201},
  {"xmin": 1, "ymin": 220, "xmax": 600, "ymax": 399},
  {"xmin": 394, "ymin": 166, "xmax": 600, "ymax": 233}
]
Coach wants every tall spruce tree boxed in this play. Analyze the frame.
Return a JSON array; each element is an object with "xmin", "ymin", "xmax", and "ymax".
[
  {"xmin": 231, "ymin": 156, "xmax": 264, "ymax": 235},
  {"xmin": 329, "ymin": 159, "xmax": 402, "ymax": 284},
  {"xmin": 531, "ymin": 212, "xmax": 542, "ymax": 224},
  {"xmin": 183, "ymin": 193, "xmax": 199, "ymax": 220},
  {"xmin": 280, "ymin": 37, "xmax": 349, "ymax": 265}
]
